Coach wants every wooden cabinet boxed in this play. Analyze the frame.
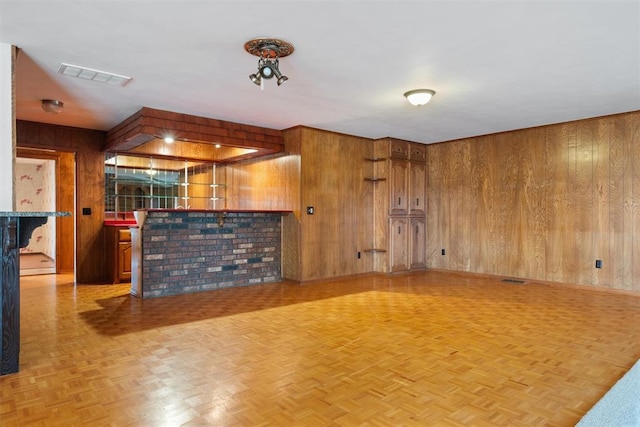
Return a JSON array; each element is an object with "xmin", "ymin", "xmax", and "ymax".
[
  {"xmin": 389, "ymin": 212, "xmax": 427, "ymax": 272},
  {"xmin": 409, "ymin": 160, "xmax": 426, "ymax": 216},
  {"xmin": 410, "ymin": 217, "xmax": 426, "ymax": 269},
  {"xmin": 370, "ymin": 138, "xmax": 427, "ymax": 273},
  {"xmin": 389, "ymin": 217, "xmax": 409, "ymax": 272},
  {"xmin": 389, "ymin": 143, "xmax": 426, "ymax": 217},
  {"xmin": 409, "ymin": 143, "xmax": 427, "ymax": 162},
  {"xmin": 106, "ymin": 226, "xmax": 132, "ymax": 283},
  {"xmin": 390, "ymin": 139, "xmax": 409, "ymax": 159},
  {"xmin": 389, "ymin": 159, "xmax": 409, "ymax": 215},
  {"xmin": 118, "ymin": 236, "xmax": 132, "ymax": 281}
]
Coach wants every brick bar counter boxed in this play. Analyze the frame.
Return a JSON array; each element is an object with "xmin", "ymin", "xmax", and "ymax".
[{"xmin": 130, "ymin": 210, "xmax": 289, "ymax": 298}]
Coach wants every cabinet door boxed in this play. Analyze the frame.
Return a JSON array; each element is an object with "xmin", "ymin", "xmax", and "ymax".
[
  {"xmin": 409, "ymin": 161, "xmax": 426, "ymax": 216},
  {"xmin": 389, "ymin": 139, "xmax": 409, "ymax": 159},
  {"xmin": 389, "ymin": 217, "xmax": 409, "ymax": 272},
  {"xmin": 409, "ymin": 217, "xmax": 426, "ymax": 270},
  {"xmin": 389, "ymin": 159, "xmax": 408, "ymax": 216},
  {"xmin": 409, "ymin": 144, "xmax": 427, "ymax": 162},
  {"xmin": 118, "ymin": 242, "xmax": 132, "ymax": 281}
]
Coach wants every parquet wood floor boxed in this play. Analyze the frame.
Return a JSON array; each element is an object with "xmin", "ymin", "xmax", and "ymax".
[{"xmin": 1, "ymin": 271, "xmax": 640, "ymax": 426}]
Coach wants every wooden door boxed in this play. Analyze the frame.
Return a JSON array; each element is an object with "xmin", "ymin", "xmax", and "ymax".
[
  {"xmin": 409, "ymin": 161, "xmax": 426, "ymax": 216},
  {"xmin": 410, "ymin": 217, "xmax": 426, "ymax": 270},
  {"xmin": 389, "ymin": 217, "xmax": 409, "ymax": 272},
  {"xmin": 389, "ymin": 159, "xmax": 408, "ymax": 216},
  {"xmin": 118, "ymin": 242, "xmax": 132, "ymax": 281},
  {"xmin": 390, "ymin": 139, "xmax": 409, "ymax": 159},
  {"xmin": 409, "ymin": 143, "xmax": 427, "ymax": 162}
]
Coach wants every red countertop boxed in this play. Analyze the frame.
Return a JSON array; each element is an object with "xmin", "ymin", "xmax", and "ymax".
[
  {"xmin": 136, "ymin": 209, "xmax": 293, "ymax": 213},
  {"xmin": 104, "ymin": 220, "xmax": 137, "ymax": 227}
]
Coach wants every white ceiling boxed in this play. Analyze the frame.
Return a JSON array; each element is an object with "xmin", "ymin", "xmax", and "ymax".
[{"xmin": 1, "ymin": 1, "xmax": 639, "ymax": 145}]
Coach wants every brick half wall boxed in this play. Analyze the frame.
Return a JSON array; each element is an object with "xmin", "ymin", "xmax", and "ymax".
[{"xmin": 141, "ymin": 211, "xmax": 282, "ymax": 298}]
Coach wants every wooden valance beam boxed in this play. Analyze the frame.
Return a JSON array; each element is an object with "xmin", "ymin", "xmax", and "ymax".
[{"xmin": 104, "ymin": 107, "xmax": 285, "ymax": 163}]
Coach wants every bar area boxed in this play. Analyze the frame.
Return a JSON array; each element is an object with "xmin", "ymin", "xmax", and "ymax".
[{"xmin": 131, "ymin": 209, "xmax": 288, "ymax": 298}]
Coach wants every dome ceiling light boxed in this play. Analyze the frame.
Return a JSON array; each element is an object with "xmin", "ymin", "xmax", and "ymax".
[
  {"xmin": 244, "ymin": 38, "xmax": 294, "ymax": 88},
  {"xmin": 404, "ymin": 89, "xmax": 436, "ymax": 106},
  {"xmin": 41, "ymin": 99, "xmax": 64, "ymax": 114}
]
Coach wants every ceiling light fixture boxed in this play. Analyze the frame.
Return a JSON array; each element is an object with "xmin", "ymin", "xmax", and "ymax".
[
  {"xmin": 404, "ymin": 89, "xmax": 436, "ymax": 106},
  {"xmin": 41, "ymin": 99, "xmax": 64, "ymax": 114},
  {"xmin": 244, "ymin": 38, "xmax": 294, "ymax": 87},
  {"xmin": 164, "ymin": 136, "xmax": 175, "ymax": 144}
]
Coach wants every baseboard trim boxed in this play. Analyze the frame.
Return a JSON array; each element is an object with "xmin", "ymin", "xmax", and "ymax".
[
  {"xmin": 283, "ymin": 272, "xmax": 380, "ymax": 286},
  {"xmin": 426, "ymin": 268, "xmax": 640, "ymax": 298}
]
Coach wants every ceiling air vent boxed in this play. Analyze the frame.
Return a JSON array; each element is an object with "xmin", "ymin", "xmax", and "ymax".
[{"xmin": 57, "ymin": 63, "xmax": 132, "ymax": 86}]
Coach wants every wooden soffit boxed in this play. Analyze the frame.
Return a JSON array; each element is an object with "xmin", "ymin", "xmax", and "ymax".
[{"xmin": 104, "ymin": 107, "xmax": 285, "ymax": 163}]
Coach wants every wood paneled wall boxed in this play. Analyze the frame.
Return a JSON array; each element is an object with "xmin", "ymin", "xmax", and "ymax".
[
  {"xmin": 427, "ymin": 111, "xmax": 640, "ymax": 292},
  {"xmin": 280, "ymin": 128, "xmax": 302, "ymax": 281},
  {"xmin": 16, "ymin": 120, "xmax": 106, "ymax": 283},
  {"xmin": 281, "ymin": 127, "xmax": 373, "ymax": 282},
  {"xmin": 224, "ymin": 152, "xmax": 299, "ymax": 212},
  {"xmin": 15, "ymin": 110, "xmax": 640, "ymax": 293}
]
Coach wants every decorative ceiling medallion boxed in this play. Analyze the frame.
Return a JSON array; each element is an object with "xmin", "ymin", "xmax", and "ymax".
[{"xmin": 244, "ymin": 38, "xmax": 294, "ymax": 59}]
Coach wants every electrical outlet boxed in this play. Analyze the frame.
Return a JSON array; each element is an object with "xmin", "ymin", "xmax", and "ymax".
[
  {"xmin": 595, "ymin": 259, "xmax": 602, "ymax": 269},
  {"xmin": 441, "ymin": 249, "xmax": 446, "ymax": 256},
  {"xmin": 306, "ymin": 206, "xmax": 314, "ymax": 215}
]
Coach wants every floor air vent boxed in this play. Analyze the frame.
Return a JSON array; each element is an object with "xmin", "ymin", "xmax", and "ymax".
[{"xmin": 501, "ymin": 278, "xmax": 526, "ymax": 284}]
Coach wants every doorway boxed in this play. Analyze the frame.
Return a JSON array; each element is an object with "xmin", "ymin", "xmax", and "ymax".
[
  {"xmin": 16, "ymin": 148, "xmax": 75, "ymax": 276},
  {"xmin": 16, "ymin": 157, "xmax": 56, "ymax": 275}
]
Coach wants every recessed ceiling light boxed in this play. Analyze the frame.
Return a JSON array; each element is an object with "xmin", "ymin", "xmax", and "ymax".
[{"xmin": 58, "ymin": 63, "xmax": 132, "ymax": 86}]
